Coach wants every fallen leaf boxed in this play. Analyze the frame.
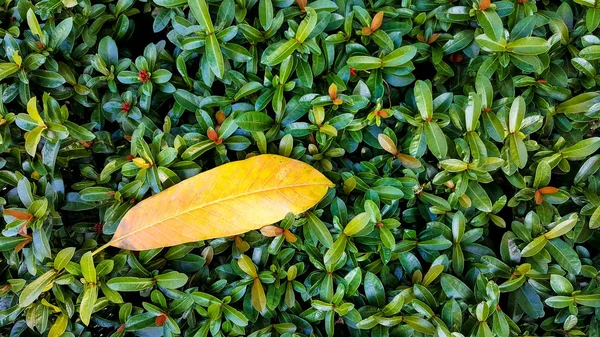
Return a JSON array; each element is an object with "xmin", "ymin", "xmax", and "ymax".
[{"xmin": 107, "ymin": 154, "xmax": 334, "ymax": 250}]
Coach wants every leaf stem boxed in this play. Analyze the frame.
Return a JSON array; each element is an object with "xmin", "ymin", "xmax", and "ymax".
[{"xmin": 91, "ymin": 241, "xmax": 112, "ymax": 256}]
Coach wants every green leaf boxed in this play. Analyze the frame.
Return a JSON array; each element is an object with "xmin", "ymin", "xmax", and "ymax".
[
  {"xmin": 520, "ymin": 235, "xmax": 548, "ymax": 257},
  {"xmin": 343, "ymin": 212, "xmax": 371, "ymax": 236},
  {"xmin": 414, "ymin": 80, "xmax": 433, "ymax": 120},
  {"xmin": 477, "ymin": 9, "xmax": 503, "ymax": 41},
  {"xmin": 574, "ymin": 294, "xmax": 600, "ymax": 307},
  {"xmin": 63, "ymin": 121, "xmax": 95, "ymax": 141},
  {"xmin": 441, "ymin": 159, "xmax": 468, "ymax": 172},
  {"xmin": 30, "ymin": 70, "xmax": 66, "ymax": 88},
  {"xmin": 0, "ymin": 62, "xmax": 20, "ymax": 81},
  {"xmin": 236, "ymin": 112, "xmax": 274, "ymax": 132},
  {"xmin": 590, "ymin": 205, "xmax": 600, "ymax": 229},
  {"xmin": 382, "ymin": 293, "xmax": 404, "ymax": 316},
  {"xmin": 440, "ymin": 274, "xmax": 474, "ymax": 302},
  {"xmin": 50, "ymin": 18, "xmax": 73, "ymax": 49},
  {"xmin": 550, "ymin": 274, "xmax": 574, "ymax": 295},
  {"xmin": 222, "ymin": 305, "xmax": 249, "ymax": 326},
  {"xmin": 54, "ymin": 247, "xmax": 75, "ymax": 270},
  {"xmin": 258, "ymin": 0, "xmax": 273, "ymax": 30},
  {"xmin": 296, "ymin": 8, "xmax": 317, "ymax": 43},
  {"xmin": 346, "ymin": 56, "xmax": 382, "ymax": 70},
  {"xmin": 405, "ymin": 316, "xmax": 436, "ymax": 335},
  {"xmin": 234, "ymin": 82, "xmax": 263, "ymax": 101},
  {"xmin": 306, "ymin": 211, "xmax": 333, "ymax": 248},
  {"xmin": 586, "ymin": 7, "xmax": 600, "ymax": 32},
  {"xmin": 509, "ymin": 134, "xmax": 528, "ymax": 169},
  {"xmin": 189, "ymin": 0, "xmax": 214, "ymax": 32},
  {"xmin": 382, "ymin": 46, "xmax": 417, "ymax": 67},
  {"xmin": 545, "ymin": 296, "xmax": 574, "ymax": 308},
  {"xmin": 509, "ymin": 96, "xmax": 525, "ymax": 133},
  {"xmin": 264, "ymin": 39, "xmax": 298, "ymax": 66},
  {"xmin": 80, "ymin": 187, "xmax": 115, "ymax": 202},
  {"xmin": 561, "ymin": 138, "xmax": 600, "ymax": 159},
  {"xmin": 475, "ymin": 34, "xmax": 507, "ymax": 52},
  {"xmin": 580, "ymin": 45, "xmax": 600, "ymax": 60},
  {"xmin": 544, "ymin": 215, "xmax": 578, "ymax": 239},
  {"xmin": 507, "ymin": 37, "xmax": 551, "ymax": 55},
  {"xmin": 155, "ymin": 271, "xmax": 188, "ymax": 288},
  {"xmin": 80, "ymin": 284, "xmax": 98, "ymax": 325},
  {"xmin": 324, "ymin": 235, "xmax": 347, "ymax": 271},
  {"xmin": 516, "ymin": 284, "xmax": 544, "ymax": 318},
  {"xmin": 533, "ymin": 161, "xmax": 551, "ymax": 189},
  {"xmin": 364, "ymin": 272, "xmax": 385, "ymax": 307},
  {"xmin": 545, "ymin": 238, "xmax": 582, "ymax": 275},
  {"xmin": 27, "ymin": 9, "xmax": 43, "ymax": 37},
  {"xmin": 465, "ymin": 181, "xmax": 493, "ymax": 212},
  {"xmin": 555, "ymin": 92, "xmax": 600, "ymax": 114},
  {"xmin": 510, "ymin": 15, "xmax": 535, "ymax": 40},
  {"xmin": 107, "ymin": 277, "xmax": 155, "ymax": 291},
  {"xmin": 80, "ymin": 251, "xmax": 96, "ymax": 283},
  {"xmin": 205, "ymin": 34, "xmax": 224, "ymax": 79},
  {"xmin": 465, "ymin": 92, "xmax": 482, "ymax": 131},
  {"xmin": 19, "ymin": 270, "xmax": 57, "ymax": 307},
  {"xmin": 424, "ymin": 121, "xmax": 447, "ymax": 158}
]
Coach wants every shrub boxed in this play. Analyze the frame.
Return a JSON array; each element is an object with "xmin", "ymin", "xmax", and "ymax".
[{"xmin": 2, "ymin": 0, "xmax": 600, "ymax": 336}]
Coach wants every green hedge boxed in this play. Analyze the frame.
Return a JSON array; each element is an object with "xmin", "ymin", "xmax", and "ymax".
[{"xmin": 1, "ymin": 0, "xmax": 600, "ymax": 336}]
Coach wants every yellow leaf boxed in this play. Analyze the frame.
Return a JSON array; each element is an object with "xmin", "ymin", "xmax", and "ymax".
[
  {"xmin": 13, "ymin": 51, "xmax": 22, "ymax": 67},
  {"xmin": 41, "ymin": 299, "xmax": 61, "ymax": 312},
  {"xmin": 108, "ymin": 154, "xmax": 334, "ymax": 250},
  {"xmin": 27, "ymin": 97, "xmax": 44, "ymax": 126},
  {"xmin": 132, "ymin": 157, "xmax": 152, "ymax": 169},
  {"xmin": 48, "ymin": 314, "xmax": 68, "ymax": 337},
  {"xmin": 62, "ymin": 0, "xmax": 78, "ymax": 8},
  {"xmin": 26, "ymin": 9, "xmax": 43, "ymax": 38},
  {"xmin": 238, "ymin": 254, "xmax": 257, "ymax": 278},
  {"xmin": 252, "ymin": 278, "xmax": 266, "ymax": 312}
]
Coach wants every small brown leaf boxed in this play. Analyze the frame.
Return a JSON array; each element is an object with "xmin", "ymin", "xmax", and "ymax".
[
  {"xmin": 449, "ymin": 53, "xmax": 463, "ymax": 63},
  {"xmin": 15, "ymin": 236, "xmax": 32, "ymax": 253},
  {"xmin": 535, "ymin": 190, "xmax": 543, "ymax": 204},
  {"xmin": 362, "ymin": 27, "xmax": 373, "ymax": 36},
  {"xmin": 370, "ymin": 12, "xmax": 384, "ymax": 31},
  {"xmin": 328, "ymin": 83, "xmax": 338, "ymax": 100},
  {"xmin": 215, "ymin": 110, "xmax": 226, "ymax": 124},
  {"xmin": 378, "ymin": 134, "xmax": 398, "ymax": 155},
  {"xmin": 479, "ymin": 0, "xmax": 491, "ymax": 10},
  {"xmin": 155, "ymin": 314, "xmax": 167, "ymax": 326},
  {"xmin": 283, "ymin": 230, "xmax": 297, "ymax": 243},
  {"xmin": 296, "ymin": 0, "xmax": 307, "ymax": 11},
  {"xmin": 427, "ymin": 33, "xmax": 441, "ymax": 44},
  {"xmin": 396, "ymin": 153, "xmax": 422, "ymax": 168},
  {"xmin": 260, "ymin": 225, "xmax": 284, "ymax": 237},
  {"xmin": 538, "ymin": 186, "xmax": 559, "ymax": 195},
  {"xmin": 3, "ymin": 209, "xmax": 33, "ymax": 221}
]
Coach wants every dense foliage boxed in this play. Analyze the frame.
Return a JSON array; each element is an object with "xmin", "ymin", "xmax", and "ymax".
[{"xmin": 2, "ymin": 0, "xmax": 600, "ymax": 336}]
